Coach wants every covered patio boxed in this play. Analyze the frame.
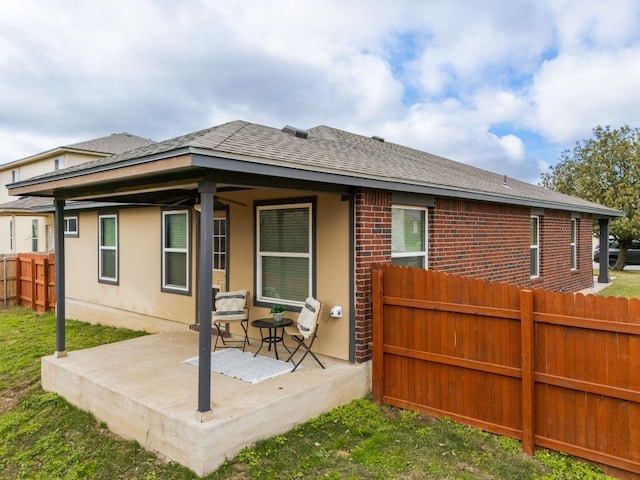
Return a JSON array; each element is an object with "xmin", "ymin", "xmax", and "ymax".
[{"xmin": 41, "ymin": 331, "xmax": 370, "ymax": 477}]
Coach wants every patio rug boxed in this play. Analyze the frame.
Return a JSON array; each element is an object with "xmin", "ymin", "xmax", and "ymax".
[{"xmin": 183, "ymin": 349, "xmax": 295, "ymax": 384}]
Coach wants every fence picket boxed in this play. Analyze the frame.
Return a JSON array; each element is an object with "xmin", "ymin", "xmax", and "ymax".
[{"xmin": 372, "ymin": 264, "xmax": 640, "ymax": 478}]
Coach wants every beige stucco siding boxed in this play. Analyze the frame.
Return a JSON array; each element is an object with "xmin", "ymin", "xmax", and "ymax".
[
  {"xmin": 65, "ymin": 207, "xmax": 196, "ymax": 331},
  {"xmin": 63, "ymin": 190, "xmax": 352, "ymax": 362},
  {"xmin": 222, "ymin": 189, "xmax": 351, "ymax": 361}
]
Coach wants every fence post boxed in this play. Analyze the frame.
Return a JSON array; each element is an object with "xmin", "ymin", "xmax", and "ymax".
[
  {"xmin": 520, "ymin": 289, "xmax": 535, "ymax": 455},
  {"xmin": 371, "ymin": 266, "xmax": 384, "ymax": 403},
  {"xmin": 42, "ymin": 256, "xmax": 49, "ymax": 312},
  {"xmin": 15, "ymin": 256, "xmax": 21, "ymax": 307}
]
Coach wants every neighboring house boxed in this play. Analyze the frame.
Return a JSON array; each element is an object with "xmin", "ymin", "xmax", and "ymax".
[
  {"xmin": 8, "ymin": 120, "xmax": 622, "ymax": 377},
  {"xmin": 0, "ymin": 133, "xmax": 155, "ymax": 254}
]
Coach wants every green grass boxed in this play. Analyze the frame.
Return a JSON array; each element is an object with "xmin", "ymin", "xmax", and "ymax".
[
  {"xmin": 597, "ymin": 268, "xmax": 640, "ymax": 299},
  {"xmin": 0, "ymin": 308, "xmax": 617, "ymax": 479}
]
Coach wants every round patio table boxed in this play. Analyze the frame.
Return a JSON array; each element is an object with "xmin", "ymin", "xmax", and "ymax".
[{"xmin": 251, "ymin": 317, "xmax": 293, "ymax": 360}]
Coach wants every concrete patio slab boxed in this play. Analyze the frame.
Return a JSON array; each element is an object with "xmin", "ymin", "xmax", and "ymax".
[{"xmin": 41, "ymin": 331, "xmax": 371, "ymax": 477}]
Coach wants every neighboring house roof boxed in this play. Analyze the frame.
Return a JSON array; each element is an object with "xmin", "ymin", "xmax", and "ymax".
[
  {"xmin": 9, "ymin": 120, "xmax": 623, "ymax": 218},
  {"xmin": 0, "ymin": 196, "xmax": 53, "ymax": 215},
  {"xmin": 1, "ymin": 133, "xmax": 155, "ymax": 170}
]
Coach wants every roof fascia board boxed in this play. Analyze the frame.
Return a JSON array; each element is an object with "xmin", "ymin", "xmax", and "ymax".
[{"xmin": 8, "ymin": 147, "xmax": 195, "ymax": 191}]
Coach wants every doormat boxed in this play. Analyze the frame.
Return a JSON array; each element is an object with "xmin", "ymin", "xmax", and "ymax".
[{"xmin": 183, "ymin": 348, "xmax": 295, "ymax": 384}]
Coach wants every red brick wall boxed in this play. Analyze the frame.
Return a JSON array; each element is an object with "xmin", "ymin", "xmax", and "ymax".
[
  {"xmin": 352, "ymin": 191, "xmax": 595, "ymax": 363},
  {"xmin": 354, "ymin": 189, "xmax": 391, "ymax": 363},
  {"xmin": 429, "ymin": 199, "xmax": 593, "ymax": 291}
]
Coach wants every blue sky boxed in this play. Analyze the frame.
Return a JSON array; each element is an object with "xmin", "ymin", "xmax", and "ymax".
[{"xmin": 1, "ymin": 0, "xmax": 640, "ymax": 184}]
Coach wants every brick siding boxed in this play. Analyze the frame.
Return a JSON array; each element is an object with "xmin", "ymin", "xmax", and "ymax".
[{"xmin": 352, "ymin": 191, "xmax": 595, "ymax": 363}]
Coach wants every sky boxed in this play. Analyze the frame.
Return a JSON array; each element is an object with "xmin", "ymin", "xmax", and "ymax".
[{"xmin": 1, "ymin": 1, "xmax": 640, "ymax": 184}]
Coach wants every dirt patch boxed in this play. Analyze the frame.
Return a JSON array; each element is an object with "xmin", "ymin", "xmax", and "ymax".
[{"xmin": 0, "ymin": 379, "xmax": 38, "ymax": 413}]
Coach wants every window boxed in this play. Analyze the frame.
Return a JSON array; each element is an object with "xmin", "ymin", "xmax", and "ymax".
[
  {"xmin": 31, "ymin": 219, "xmax": 38, "ymax": 252},
  {"xmin": 11, "ymin": 169, "xmax": 19, "ymax": 183},
  {"xmin": 64, "ymin": 216, "xmax": 79, "ymax": 237},
  {"xmin": 54, "ymin": 157, "xmax": 65, "ymax": 170},
  {"xmin": 570, "ymin": 218, "xmax": 577, "ymax": 270},
  {"xmin": 392, "ymin": 206, "xmax": 427, "ymax": 268},
  {"xmin": 162, "ymin": 210, "xmax": 190, "ymax": 293},
  {"xmin": 530, "ymin": 216, "xmax": 539, "ymax": 278},
  {"xmin": 213, "ymin": 218, "xmax": 226, "ymax": 271},
  {"xmin": 99, "ymin": 214, "xmax": 118, "ymax": 283},
  {"xmin": 9, "ymin": 220, "xmax": 13, "ymax": 252},
  {"xmin": 256, "ymin": 201, "xmax": 313, "ymax": 306}
]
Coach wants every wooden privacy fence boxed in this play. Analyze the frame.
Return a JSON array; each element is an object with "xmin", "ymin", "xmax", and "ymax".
[
  {"xmin": 16, "ymin": 253, "xmax": 55, "ymax": 312},
  {"xmin": 372, "ymin": 264, "xmax": 640, "ymax": 478}
]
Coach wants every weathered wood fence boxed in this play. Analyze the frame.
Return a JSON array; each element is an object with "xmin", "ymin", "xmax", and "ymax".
[
  {"xmin": 372, "ymin": 264, "xmax": 639, "ymax": 478},
  {"xmin": 0, "ymin": 253, "xmax": 55, "ymax": 312}
]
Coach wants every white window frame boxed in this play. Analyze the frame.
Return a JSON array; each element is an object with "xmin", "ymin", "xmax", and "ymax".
[
  {"xmin": 256, "ymin": 201, "xmax": 313, "ymax": 307},
  {"xmin": 98, "ymin": 213, "xmax": 118, "ymax": 284},
  {"xmin": 530, "ymin": 215, "xmax": 540, "ymax": 278},
  {"xmin": 11, "ymin": 169, "xmax": 19, "ymax": 183},
  {"xmin": 213, "ymin": 217, "xmax": 226, "ymax": 272},
  {"xmin": 64, "ymin": 216, "xmax": 79, "ymax": 237},
  {"xmin": 54, "ymin": 157, "xmax": 65, "ymax": 170},
  {"xmin": 31, "ymin": 219, "xmax": 38, "ymax": 252},
  {"xmin": 162, "ymin": 210, "xmax": 190, "ymax": 293},
  {"xmin": 570, "ymin": 218, "xmax": 577, "ymax": 271},
  {"xmin": 391, "ymin": 205, "xmax": 428, "ymax": 268},
  {"xmin": 9, "ymin": 219, "xmax": 13, "ymax": 252}
]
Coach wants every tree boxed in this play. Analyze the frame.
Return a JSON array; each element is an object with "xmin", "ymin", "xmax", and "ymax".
[{"xmin": 541, "ymin": 125, "xmax": 640, "ymax": 270}]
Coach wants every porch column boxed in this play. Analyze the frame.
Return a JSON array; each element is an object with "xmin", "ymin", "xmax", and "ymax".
[
  {"xmin": 54, "ymin": 198, "xmax": 66, "ymax": 357},
  {"xmin": 598, "ymin": 218, "xmax": 610, "ymax": 284},
  {"xmin": 197, "ymin": 181, "xmax": 216, "ymax": 419}
]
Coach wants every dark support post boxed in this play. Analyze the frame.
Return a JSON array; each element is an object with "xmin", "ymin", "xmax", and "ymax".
[
  {"xmin": 54, "ymin": 199, "xmax": 66, "ymax": 357},
  {"xmin": 197, "ymin": 181, "xmax": 216, "ymax": 420},
  {"xmin": 598, "ymin": 218, "xmax": 610, "ymax": 284}
]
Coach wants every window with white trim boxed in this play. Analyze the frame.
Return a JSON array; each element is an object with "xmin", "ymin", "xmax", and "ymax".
[
  {"xmin": 31, "ymin": 219, "xmax": 38, "ymax": 252},
  {"xmin": 213, "ymin": 218, "xmax": 226, "ymax": 271},
  {"xmin": 256, "ymin": 201, "xmax": 313, "ymax": 306},
  {"xmin": 64, "ymin": 216, "xmax": 79, "ymax": 237},
  {"xmin": 9, "ymin": 220, "xmax": 13, "ymax": 252},
  {"xmin": 54, "ymin": 157, "xmax": 65, "ymax": 170},
  {"xmin": 392, "ymin": 206, "xmax": 428, "ymax": 268},
  {"xmin": 530, "ymin": 216, "xmax": 539, "ymax": 278},
  {"xmin": 98, "ymin": 214, "xmax": 118, "ymax": 283},
  {"xmin": 162, "ymin": 210, "xmax": 190, "ymax": 293},
  {"xmin": 11, "ymin": 169, "xmax": 19, "ymax": 183},
  {"xmin": 570, "ymin": 218, "xmax": 577, "ymax": 270}
]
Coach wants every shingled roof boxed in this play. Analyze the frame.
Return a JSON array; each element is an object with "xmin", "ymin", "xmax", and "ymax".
[
  {"xmin": 64, "ymin": 132, "xmax": 155, "ymax": 155},
  {"xmin": 10, "ymin": 120, "xmax": 623, "ymax": 218}
]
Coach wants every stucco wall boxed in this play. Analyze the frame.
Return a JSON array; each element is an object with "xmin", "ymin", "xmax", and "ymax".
[{"xmin": 64, "ymin": 190, "xmax": 352, "ymax": 361}]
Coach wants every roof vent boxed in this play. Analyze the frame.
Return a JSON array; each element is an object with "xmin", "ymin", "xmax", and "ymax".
[
  {"xmin": 282, "ymin": 125, "xmax": 309, "ymax": 139},
  {"xmin": 372, "ymin": 135, "xmax": 385, "ymax": 142}
]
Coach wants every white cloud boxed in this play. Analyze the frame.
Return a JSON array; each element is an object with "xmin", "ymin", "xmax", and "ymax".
[
  {"xmin": 0, "ymin": 0, "xmax": 639, "ymax": 188},
  {"xmin": 530, "ymin": 49, "xmax": 640, "ymax": 143}
]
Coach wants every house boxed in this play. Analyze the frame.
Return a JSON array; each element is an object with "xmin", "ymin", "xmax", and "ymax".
[
  {"xmin": 7, "ymin": 120, "xmax": 622, "ymax": 474},
  {"xmin": 0, "ymin": 133, "xmax": 155, "ymax": 254}
]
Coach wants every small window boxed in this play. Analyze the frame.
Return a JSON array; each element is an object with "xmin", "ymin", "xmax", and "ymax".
[
  {"xmin": 64, "ymin": 216, "xmax": 79, "ymax": 237},
  {"xmin": 9, "ymin": 220, "xmax": 13, "ymax": 252},
  {"xmin": 530, "ymin": 216, "xmax": 539, "ymax": 278},
  {"xmin": 11, "ymin": 169, "xmax": 19, "ymax": 183},
  {"xmin": 162, "ymin": 210, "xmax": 190, "ymax": 293},
  {"xmin": 256, "ymin": 201, "xmax": 314, "ymax": 306},
  {"xmin": 98, "ymin": 214, "xmax": 118, "ymax": 283},
  {"xmin": 31, "ymin": 219, "xmax": 38, "ymax": 252},
  {"xmin": 570, "ymin": 219, "xmax": 577, "ymax": 270},
  {"xmin": 392, "ymin": 206, "xmax": 427, "ymax": 268},
  {"xmin": 54, "ymin": 157, "xmax": 65, "ymax": 170},
  {"xmin": 213, "ymin": 218, "xmax": 226, "ymax": 271}
]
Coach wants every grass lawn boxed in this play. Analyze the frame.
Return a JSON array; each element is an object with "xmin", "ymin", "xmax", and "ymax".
[
  {"xmin": 0, "ymin": 308, "xmax": 617, "ymax": 479},
  {"xmin": 597, "ymin": 268, "xmax": 640, "ymax": 299}
]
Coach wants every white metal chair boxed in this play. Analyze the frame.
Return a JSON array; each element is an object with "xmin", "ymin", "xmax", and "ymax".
[
  {"xmin": 213, "ymin": 290, "xmax": 250, "ymax": 351},
  {"xmin": 284, "ymin": 298, "xmax": 324, "ymax": 371}
]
